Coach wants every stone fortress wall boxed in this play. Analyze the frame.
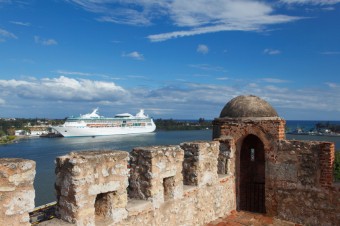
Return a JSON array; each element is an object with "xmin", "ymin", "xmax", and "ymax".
[{"xmin": 0, "ymin": 95, "xmax": 339, "ymax": 226}]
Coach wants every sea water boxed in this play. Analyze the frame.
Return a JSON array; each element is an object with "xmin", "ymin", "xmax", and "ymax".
[{"xmin": 0, "ymin": 126, "xmax": 340, "ymax": 206}]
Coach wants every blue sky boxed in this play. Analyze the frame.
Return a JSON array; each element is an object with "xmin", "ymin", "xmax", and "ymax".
[{"xmin": 0, "ymin": 0, "xmax": 339, "ymax": 120}]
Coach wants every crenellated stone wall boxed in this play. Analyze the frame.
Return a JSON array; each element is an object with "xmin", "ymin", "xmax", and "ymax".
[
  {"xmin": 181, "ymin": 141, "xmax": 219, "ymax": 187},
  {"xmin": 128, "ymin": 145, "xmax": 184, "ymax": 208},
  {"xmin": 55, "ymin": 150, "xmax": 129, "ymax": 225},
  {"xmin": 27, "ymin": 141, "xmax": 235, "ymax": 226},
  {"xmin": 2, "ymin": 95, "xmax": 339, "ymax": 226},
  {"xmin": 0, "ymin": 158, "xmax": 36, "ymax": 226},
  {"xmin": 267, "ymin": 140, "xmax": 340, "ymax": 225},
  {"xmin": 212, "ymin": 116, "xmax": 339, "ymax": 226},
  {"xmin": 0, "ymin": 124, "xmax": 339, "ymax": 226},
  {"xmin": 120, "ymin": 141, "xmax": 236, "ymax": 226}
]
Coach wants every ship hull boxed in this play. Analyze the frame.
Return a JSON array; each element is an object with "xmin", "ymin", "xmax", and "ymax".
[{"xmin": 51, "ymin": 125, "xmax": 156, "ymax": 137}]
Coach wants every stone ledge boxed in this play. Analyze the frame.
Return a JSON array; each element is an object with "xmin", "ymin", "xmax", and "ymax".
[{"xmin": 126, "ymin": 199, "xmax": 153, "ymax": 216}]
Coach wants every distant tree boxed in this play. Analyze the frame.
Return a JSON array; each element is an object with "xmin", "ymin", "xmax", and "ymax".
[
  {"xmin": 7, "ymin": 128, "xmax": 15, "ymax": 136},
  {"xmin": 198, "ymin": 118, "xmax": 205, "ymax": 124}
]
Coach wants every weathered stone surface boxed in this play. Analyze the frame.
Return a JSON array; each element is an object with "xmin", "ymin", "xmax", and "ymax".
[
  {"xmin": 128, "ymin": 145, "xmax": 184, "ymax": 208},
  {"xmin": 181, "ymin": 141, "xmax": 219, "ymax": 187},
  {"xmin": 0, "ymin": 158, "xmax": 35, "ymax": 226},
  {"xmin": 219, "ymin": 95, "xmax": 278, "ymax": 118},
  {"xmin": 215, "ymin": 136, "xmax": 236, "ymax": 175},
  {"xmin": 55, "ymin": 150, "xmax": 129, "ymax": 225},
  {"xmin": 213, "ymin": 95, "xmax": 338, "ymax": 225}
]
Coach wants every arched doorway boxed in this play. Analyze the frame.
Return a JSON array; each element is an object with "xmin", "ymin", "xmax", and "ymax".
[{"xmin": 239, "ymin": 134, "xmax": 265, "ymax": 213}]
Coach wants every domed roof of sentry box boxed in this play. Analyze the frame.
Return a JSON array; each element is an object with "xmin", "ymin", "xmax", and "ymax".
[{"xmin": 219, "ymin": 95, "xmax": 278, "ymax": 118}]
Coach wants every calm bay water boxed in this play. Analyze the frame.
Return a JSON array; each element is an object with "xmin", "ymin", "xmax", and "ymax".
[{"xmin": 1, "ymin": 125, "xmax": 340, "ymax": 206}]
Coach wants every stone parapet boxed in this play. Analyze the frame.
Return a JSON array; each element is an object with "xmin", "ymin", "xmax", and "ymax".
[
  {"xmin": 0, "ymin": 158, "xmax": 36, "ymax": 226},
  {"xmin": 214, "ymin": 136, "xmax": 236, "ymax": 175},
  {"xmin": 181, "ymin": 141, "xmax": 219, "ymax": 187},
  {"xmin": 265, "ymin": 140, "xmax": 340, "ymax": 225},
  {"xmin": 129, "ymin": 145, "xmax": 184, "ymax": 208},
  {"xmin": 55, "ymin": 150, "xmax": 129, "ymax": 225}
]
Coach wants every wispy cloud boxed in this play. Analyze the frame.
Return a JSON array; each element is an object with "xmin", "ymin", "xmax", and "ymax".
[
  {"xmin": 67, "ymin": 0, "xmax": 301, "ymax": 42},
  {"xmin": 55, "ymin": 70, "xmax": 92, "ymax": 76},
  {"xmin": 320, "ymin": 51, "xmax": 340, "ymax": 55},
  {"xmin": 0, "ymin": 28, "xmax": 17, "ymax": 41},
  {"xmin": 216, "ymin": 77, "xmax": 229, "ymax": 81},
  {"xmin": 262, "ymin": 78, "xmax": 290, "ymax": 83},
  {"xmin": 325, "ymin": 82, "xmax": 340, "ymax": 88},
  {"xmin": 122, "ymin": 51, "xmax": 144, "ymax": 60},
  {"xmin": 0, "ymin": 98, "xmax": 5, "ymax": 105},
  {"xmin": 10, "ymin": 21, "xmax": 31, "ymax": 26},
  {"xmin": 1, "ymin": 76, "xmax": 340, "ymax": 119},
  {"xmin": 263, "ymin": 48, "xmax": 281, "ymax": 55},
  {"xmin": 68, "ymin": 0, "xmax": 167, "ymax": 26},
  {"xmin": 322, "ymin": 6, "xmax": 335, "ymax": 10},
  {"xmin": 34, "ymin": 36, "xmax": 58, "ymax": 46},
  {"xmin": 197, "ymin": 44, "xmax": 209, "ymax": 54},
  {"xmin": 189, "ymin": 64, "xmax": 226, "ymax": 72},
  {"xmin": 280, "ymin": 0, "xmax": 340, "ymax": 5}
]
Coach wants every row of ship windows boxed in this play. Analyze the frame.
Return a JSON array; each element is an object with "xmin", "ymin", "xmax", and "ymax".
[
  {"xmin": 68, "ymin": 119, "xmax": 152, "ymax": 123},
  {"xmin": 86, "ymin": 123, "xmax": 153, "ymax": 128}
]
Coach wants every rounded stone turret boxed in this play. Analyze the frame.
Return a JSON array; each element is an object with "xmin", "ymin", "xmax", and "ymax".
[{"xmin": 219, "ymin": 95, "xmax": 278, "ymax": 118}]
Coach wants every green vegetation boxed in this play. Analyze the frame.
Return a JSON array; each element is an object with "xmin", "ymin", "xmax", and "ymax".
[
  {"xmin": 154, "ymin": 118, "xmax": 212, "ymax": 131},
  {"xmin": 335, "ymin": 151, "xmax": 340, "ymax": 182},
  {"xmin": 0, "ymin": 135, "xmax": 16, "ymax": 144},
  {"xmin": 0, "ymin": 118, "xmax": 65, "ymax": 136},
  {"xmin": 316, "ymin": 122, "xmax": 340, "ymax": 133}
]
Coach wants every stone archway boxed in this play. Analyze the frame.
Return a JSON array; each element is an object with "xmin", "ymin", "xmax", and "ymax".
[{"xmin": 239, "ymin": 134, "xmax": 265, "ymax": 213}]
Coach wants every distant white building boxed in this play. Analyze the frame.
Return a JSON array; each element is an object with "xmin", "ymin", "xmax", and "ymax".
[{"xmin": 15, "ymin": 130, "xmax": 29, "ymax": 136}]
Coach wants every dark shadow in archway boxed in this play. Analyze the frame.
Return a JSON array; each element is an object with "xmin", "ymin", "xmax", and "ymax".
[{"xmin": 239, "ymin": 134, "xmax": 265, "ymax": 213}]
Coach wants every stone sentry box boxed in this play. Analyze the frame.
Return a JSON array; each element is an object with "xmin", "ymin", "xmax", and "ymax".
[
  {"xmin": 0, "ymin": 158, "xmax": 36, "ymax": 226},
  {"xmin": 128, "ymin": 145, "xmax": 184, "ymax": 208},
  {"xmin": 55, "ymin": 150, "xmax": 129, "ymax": 225}
]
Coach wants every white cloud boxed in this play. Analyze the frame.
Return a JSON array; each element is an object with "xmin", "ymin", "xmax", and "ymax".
[
  {"xmin": 55, "ymin": 70, "xmax": 92, "ymax": 76},
  {"xmin": 0, "ymin": 76, "xmax": 127, "ymax": 102},
  {"xmin": 67, "ymin": 0, "xmax": 301, "ymax": 42},
  {"xmin": 263, "ymin": 48, "xmax": 281, "ymax": 55},
  {"xmin": 322, "ymin": 6, "xmax": 335, "ymax": 10},
  {"xmin": 0, "ymin": 98, "xmax": 5, "ymax": 105},
  {"xmin": 216, "ymin": 77, "xmax": 229, "ymax": 80},
  {"xmin": 10, "ymin": 21, "xmax": 31, "ymax": 26},
  {"xmin": 197, "ymin": 44, "xmax": 209, "ymax": 54},
  {"xmin": 34, "ymin": 36, "xmax": 58, "ymax": 46},
  {"xmin": 68, "ymin": 0, "xmax": 167, "ymax": 26},
  {"xmin": 262, "ymin": 78, "xmax": 290, "ymax": 83},
  {"xmin": 122, "ymin": 51, "xmax": 144, "ymax": 60},
  {"xmin": 325, "ymin": 82, "xmax": 340, "ymax": 88},
  {"xmin": 189, "ymin": 64, "xmax": 226, "ymax": 72},
  {"xmin": 1, "ymin": 76, "xmax": 339, "ymax": 119},
  {"xmin": 280, "ymin": 0, "xmax": 340, "ymax": 5},
  {"xmin": 0, "ymin": 28, "xmax": 17, "ymax": 40},
  {"xmin": 320, "ymin": 51, "xmax": 340, "ymax": 55},
  {"xmin": 128, "ymin": 75, "xmax": 148, "ymax": 79}
]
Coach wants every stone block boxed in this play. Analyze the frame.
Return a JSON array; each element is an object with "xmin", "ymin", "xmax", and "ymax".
[
  {"xmin": 129, "ymin": 145, "xmax": 184, "ymax": 208},
  {"xmin": 0, "ymin": 158, "xmax": 36, "ymax": 226},
  {"xmin": 181, "ymin": 141, "xmax": 219, "ymax": 187},
  {"xmin": 55, "ymin": 150, "xmax": 129, "ymax": 225}
]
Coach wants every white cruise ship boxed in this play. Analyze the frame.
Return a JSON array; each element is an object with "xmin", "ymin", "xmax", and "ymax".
[{"xmin": 52, "ymin": 108, "xmax": 156, "ymax": 137}]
